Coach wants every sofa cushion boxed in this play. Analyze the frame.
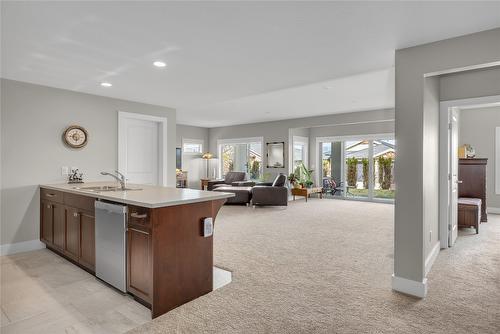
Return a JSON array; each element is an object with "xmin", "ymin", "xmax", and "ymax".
[
  {"xmin": 213, "ymin": 186, "xmax": 252, "ymax": 204},
  {"xmin": 272, "ymin": 174, "xmax": 287, "ymax": 187},
  {"xmin": 224, "ymin": 172, "xmax": 246, "ymax": 184}
]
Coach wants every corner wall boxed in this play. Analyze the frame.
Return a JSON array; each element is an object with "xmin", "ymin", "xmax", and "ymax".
[
  {"xmin": 394, "ymin": 27, "xmax": 500, "ymax": 296},
  {"xmin": 176, "ymin": 124, "xmax": 210, "ymax": 189},
  {"xmin": 1, "ymin": 79, "xmax": 176, "ymax": 249}
]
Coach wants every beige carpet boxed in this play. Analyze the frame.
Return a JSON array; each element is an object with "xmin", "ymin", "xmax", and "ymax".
[{"xmin": 128, "ymin": 199, "xmax": 500, "ymax": 334}]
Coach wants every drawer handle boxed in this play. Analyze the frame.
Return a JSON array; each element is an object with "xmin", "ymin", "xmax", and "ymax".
[
  {"xmin": 130, "ymin": 212, "xmax": 147, "ymax": 219},
  {"xmin": 128, "ymin": 227, "xmax": 149, "ymax": 235},
  {"xmin": 46, "ymin": 193, "xmax": 56, "ymax": 197},
  {"xmin": 47, "ymin": 204, "xmax": 52, "ymax": 209},
  {"xmin": 73, "ymin": 212, "xmax": 79, "ymax": 218}
]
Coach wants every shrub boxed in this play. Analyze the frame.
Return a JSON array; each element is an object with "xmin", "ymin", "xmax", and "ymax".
[{"xmin": 346, "ymin": 157, "xmax": 358, "ymax": 187}]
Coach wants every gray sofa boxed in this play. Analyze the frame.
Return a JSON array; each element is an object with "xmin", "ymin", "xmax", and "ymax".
[
  {"xmin": 251, "ymin": 174, "xmax": 288, "ymax": 207},
  {"xmin": 207, "ymin": 172, "xmax": 247, "ymax": 190}
]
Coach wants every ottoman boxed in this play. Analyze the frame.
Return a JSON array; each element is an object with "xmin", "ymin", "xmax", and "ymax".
[{"xmin": 213, "ymin": 186, "xmax": 252, "ymax": 205}]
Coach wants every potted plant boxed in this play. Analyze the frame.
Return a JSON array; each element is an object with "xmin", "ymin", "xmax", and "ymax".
[
  {"xmin": 288, "ymin": 173, "xmax": 300, "ymax": 188},
  {"xmin": 295, "ymin": 163, "xmax": 314, "ymax": 188}
]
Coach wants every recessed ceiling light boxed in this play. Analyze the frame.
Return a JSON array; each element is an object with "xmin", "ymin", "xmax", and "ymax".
[
  {"xmin": 100, "ymin": 82, "xmax": 112, "ymax": 87},
  {"xmin": 153, "ymin": 61, "xmax": 167, "ymax": 68}
]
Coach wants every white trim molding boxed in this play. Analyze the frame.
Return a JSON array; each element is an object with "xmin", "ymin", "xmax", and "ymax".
[
  {"xmin": 425, "ymin": 242, "xmax": 440, "ymax": 276},
  {"xmin": 392, "ymin": 274, "xmax": 428, "ymax": 298},
  {"xmin": 0, "ymin": 240, "xmax": 45, "ymax": 256},
  {"xmin": 487, "ymin": 207, "xmax": 500, "ymax": 214}
]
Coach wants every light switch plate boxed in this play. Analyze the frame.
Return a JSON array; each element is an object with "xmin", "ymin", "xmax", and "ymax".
[
  {"xmin": 61, "ymin": 166, "xmax": 69, "ymax": 176},
  {"xmin": 203, "ymin": 217, "xmax": 213, "ymax": 237}
]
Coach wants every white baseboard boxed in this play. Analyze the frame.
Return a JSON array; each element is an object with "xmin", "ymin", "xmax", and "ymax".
[
  {"xmin": 392, "ymin": 274, "xmax": 427, "ymax": 298},
  {"xmin": 425, "ymin": 242, "xmax": 440, "ymax": 276},
  {"xmin": 487, "ymin": 207, "xmax": 500, "ymax": 214},
  {"xmin": 0, "ymin": 239, "xmax": 45, "ymax": 256}
]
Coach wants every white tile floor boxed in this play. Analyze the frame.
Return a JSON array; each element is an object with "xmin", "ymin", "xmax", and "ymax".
[
  {"xmin": 0, "ymin": 248, "xmax": 232, "ymax": 333},
  {"xmin": 0, "ymin": 249, "xmax": 150, "ymax": 333}
]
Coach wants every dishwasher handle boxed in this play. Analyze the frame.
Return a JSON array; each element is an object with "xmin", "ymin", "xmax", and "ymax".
[{"xmin": 95, "ymin": 201, "xmax": 128, "ymax": 214}]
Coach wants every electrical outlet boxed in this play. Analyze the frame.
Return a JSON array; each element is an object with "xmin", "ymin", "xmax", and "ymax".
[{"xmin": 61, "ymin": 166, "xmax": 69, "ymax": 176}]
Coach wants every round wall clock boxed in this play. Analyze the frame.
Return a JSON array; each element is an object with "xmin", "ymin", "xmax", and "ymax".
[{"xmin": 63, "ymin": 125, "xmax": 88, "ymax": 149}]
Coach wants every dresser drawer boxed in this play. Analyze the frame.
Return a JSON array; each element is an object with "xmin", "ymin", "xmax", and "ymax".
[
  {"xmin": 40, "ymin": 188, "xmax": 64, "ymax": 204},
  {"xmin": 128, "ymin": 205, "xmax": 151, "ymax": 228}
]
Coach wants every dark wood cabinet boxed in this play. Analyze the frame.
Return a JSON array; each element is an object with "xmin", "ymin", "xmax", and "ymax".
[
  {"xmin": 79, "ymin": 211, "xmax": 95, "ymax": 271},
  {"xmin": 52, "ymin": 203, "xmax": 65, "ymax": 251},
  {"xmin": 127, "ymin": 224, "xmax": 152, "ymax": 304},
  {"xmin": 65, "ymin": 207, "xmax": 81, "ymax": 261},
  {"xmin": 40, "ymin": 189, "xmax": 96, "ymax": 273},
  {"xmin": 40, "ymin": 200, "xmax": 54, "ymax": 244},
  {"xmin": 458, "ymin": 158, "xmax": 488, "ymax": 222}
]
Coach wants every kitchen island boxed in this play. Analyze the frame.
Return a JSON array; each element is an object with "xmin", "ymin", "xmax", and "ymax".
[{"xmin": 39, "ymin": 182, "xmax": 233, "ymax": 318}]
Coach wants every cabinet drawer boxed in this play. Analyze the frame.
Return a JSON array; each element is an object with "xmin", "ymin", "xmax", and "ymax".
[
  {"xmin": 64, "ymin": 193, "xmax": 95, "ymax": 212},
  {"xmin": 128, "ymin": 206, "xmax": 151, "ymax": 228},
  {"xmin": 40, "ymin": 188, "xmax": 64, "ymax": 204}
]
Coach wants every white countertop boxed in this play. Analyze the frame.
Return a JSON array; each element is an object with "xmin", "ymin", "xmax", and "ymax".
[{"xmin": 40, "ymin": 182, "xmax": 234, "ymax": 208}]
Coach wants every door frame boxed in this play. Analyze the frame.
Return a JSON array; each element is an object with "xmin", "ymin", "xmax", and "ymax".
[
  {"xmin": 118, "ymin": 111, "xmax": 168, "ymax": 186},
  {"xmin": 439, "ymin": 95, "xmax": 500, "ymax": 249}
]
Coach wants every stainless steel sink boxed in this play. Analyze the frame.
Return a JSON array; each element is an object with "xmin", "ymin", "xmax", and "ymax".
[{"xmin": 73, "ymin": 186, "xmax": 142, "ymax": 192}]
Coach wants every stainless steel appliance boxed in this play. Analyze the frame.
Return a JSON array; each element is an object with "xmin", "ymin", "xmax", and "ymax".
[{"xmin": 95, "ymin": 200, "xmax": 128, "ymax": 292}]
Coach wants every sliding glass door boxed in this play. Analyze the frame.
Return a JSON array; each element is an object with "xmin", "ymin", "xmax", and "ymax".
[
  {"xmin": 344, "ymin": 140, "xmax": 369, "ymax": 198},
  {"xmin": 219, "ymin": 139, "xmax": 263, "ymax": 180},
  {"xmin": 319, "ymin": 135, "xmax": 395, "ymax": 202},
  {"xmin": 373, "ymin": 139, "xmax": 395, "ymax": 200}
]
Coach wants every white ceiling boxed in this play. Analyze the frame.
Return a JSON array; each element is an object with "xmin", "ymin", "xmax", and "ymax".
[{"xmin": 2, "ymin": 2, "xmax": 500, "ymax": 127}]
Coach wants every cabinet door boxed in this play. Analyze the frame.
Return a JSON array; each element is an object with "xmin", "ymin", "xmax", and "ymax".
[
  {"xmin": 65, "ymin": 207, "xmax": 80, "ymax": 261},
  {"xmin": 52, "ymin": 203, "xmax": 66, "ymax": 250},
  {"xmin": 127, "ymin": 226, "xmax": 152, "ymax": 303},
  {"xmin": 79, "ymin": 211, "xmax": 95, "ymax": 271},
  {"xmin": 40, "ymin": 200, "xmax": 53, "ymax": 245}
]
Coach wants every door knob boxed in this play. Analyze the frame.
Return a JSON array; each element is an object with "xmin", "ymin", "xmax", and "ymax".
[
  {"xmin": 457, "ymin": 180, "xmax": 463, "ymax": 184},
  {"xmin": 73, "ymin": 212, "xmax": 79, "ymax": 217}
]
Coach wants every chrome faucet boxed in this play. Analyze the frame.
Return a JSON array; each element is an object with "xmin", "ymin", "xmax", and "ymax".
[{"xmin": 100, "ymin": 170, "xmax": 127, "ymax": 190}]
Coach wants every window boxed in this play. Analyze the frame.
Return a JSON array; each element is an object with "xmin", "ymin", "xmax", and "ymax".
[
  {"xmin": 182, "ymin": 139, "xmax": 203, "ymax": 154},
  {"xmin": 318, "ymin": 135, "xmax": 395, "ymax": 202},
  {"xmin": 218, "ymin": 138, "xmax": 263, "ymax": 180},
  {"xmin": 292, "ymin": 136, "xmax": 308, "ymax": 171}
]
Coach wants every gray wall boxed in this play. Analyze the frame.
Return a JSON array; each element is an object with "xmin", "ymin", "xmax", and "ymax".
[
  {"xmin": 440, "ymin": 66, "xmax": 500, "ymax": 101},
  {"xmin": 209, "ymin": 109, "xmax": 395, "ymax": 180},
  {"xmin": 1, "ymin": 79, "xmax": 176, "ymax": 246},
  {"xmin": 459, "ymin": 106, "xmax": 500, "ymax": 209},
  {"xmin": 394, "ymin": 28, "xmax": 500, "ymax": 285},
  {"xmin": 176, "ymin": 124, "xmax": 209, "ymax": 189}
]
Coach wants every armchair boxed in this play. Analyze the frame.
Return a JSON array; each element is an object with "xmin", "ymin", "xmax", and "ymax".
[
  {"xmin": 207, "ymin": 172, "xmax": 246, "ymax": 190},
  {"xmin": 251, "ymin": 174, "xmax": 288, "ymax": 207}
]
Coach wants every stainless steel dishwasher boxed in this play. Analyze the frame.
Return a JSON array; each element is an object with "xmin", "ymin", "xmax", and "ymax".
[{"xmin": 95, "ymin": 200, "xmax": 128, "ymax": 292}]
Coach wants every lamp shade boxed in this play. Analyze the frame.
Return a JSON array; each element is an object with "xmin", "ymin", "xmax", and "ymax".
[{"xmin": 202, "ymin": 152, "xmax": 213, "ymax": 160}]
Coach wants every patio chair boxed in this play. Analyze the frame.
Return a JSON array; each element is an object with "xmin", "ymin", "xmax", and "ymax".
[{"xmin": 322, "ymin": 178, "xmax": 343, "ymax": 197}]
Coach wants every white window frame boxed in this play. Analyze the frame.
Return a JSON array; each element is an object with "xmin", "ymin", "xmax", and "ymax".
[
  {"xmin": 217, "ymin": 137, "xmax": 264, "ymax": 179},
  {"xmin": 315, "ymin": 133, "xmax": 394, "ymax": 203},
  {"xmin": 291, "ymin": 136, "xmax": 309, "ymax": 173},
  {"xmin": 182, "ymin": 138, "xmax": 204, "ymax": 155}
]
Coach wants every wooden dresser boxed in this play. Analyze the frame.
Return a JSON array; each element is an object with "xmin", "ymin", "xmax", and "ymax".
[{"xmin": 458, "ymin": 158, "xmax": 488, "ymax": 222}]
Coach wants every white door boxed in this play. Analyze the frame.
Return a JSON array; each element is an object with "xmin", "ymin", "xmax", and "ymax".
[
  {"xmin": 119, "ymin": 114, "xmax": 161, "ymax": 185},
  {"xmin": 449, "ymin": 108, "xmax": 459, "ymax": 246}
]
